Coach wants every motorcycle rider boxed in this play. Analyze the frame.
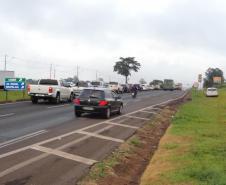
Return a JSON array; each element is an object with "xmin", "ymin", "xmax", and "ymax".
[{"xmin": 131, "ymin": 85, "xmax": 138, "ymax": 98}]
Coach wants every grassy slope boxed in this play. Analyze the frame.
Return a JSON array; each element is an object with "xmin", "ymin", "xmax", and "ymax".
[
  {"xmin": 0, "ymin": 90, "xmax": 30, "ymax": 102},
  {"xmin": 140, "ymin": 90, "xmax": 226, "ymax": 185}
]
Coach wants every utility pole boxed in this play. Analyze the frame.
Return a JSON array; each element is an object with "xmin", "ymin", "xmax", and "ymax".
[
  {"xmin": 53, "ymin": 67, "xmax": 56, "ymax": 79},
  {"xmin": 4, "ymin": 54, "xmax": 7, "ymax": 71},
  {"xmin": 50, "ymin": 64, "xmax": 52, "ymax": 79},
  {"xmin": 96, "ymin": 70, "xmax": 98, "ymax": 81},
  {"xmin": 77, "ymin": 65, "xmax": 79, "ymax": 79}
]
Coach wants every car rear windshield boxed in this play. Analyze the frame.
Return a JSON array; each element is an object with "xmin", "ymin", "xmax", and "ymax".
[
  {"xmin": 109, "ymin": 82, "xmax": 118, "ymax": 85},
  {"xmin": 79, "ymin": 89, "xmax": 105, "ymax": 99},
  {"xmin": 39, "ymin": 79, "xmax": 58, "ymax": 85},
  {"xmin": 91, "ymin": 82, "xmax": 101, "ymax": 86},
  {"xmin": 208, "ymin": 88, "xmax": 217, "ymax": 92}
]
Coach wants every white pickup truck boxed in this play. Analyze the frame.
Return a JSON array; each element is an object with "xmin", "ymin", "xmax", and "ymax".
[
  {"xmin": 109, "ymin": 82, "xmax": 123, "ymax": 94},
  {"xmin": 28, "ymin": 79, "xmax": 74, "ymax": 104}
]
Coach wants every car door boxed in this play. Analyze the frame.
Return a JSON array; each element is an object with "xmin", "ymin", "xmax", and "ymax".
[
  {"xmin": 111, "ymin": 92, "xmax": 120, "ymax": 111},
  {"xmin": 60, "ymin": 81, "xmax": 67, "ymax": 99}
]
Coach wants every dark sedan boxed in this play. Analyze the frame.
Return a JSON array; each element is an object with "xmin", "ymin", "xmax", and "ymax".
[{"xmin": 74, "ymin": 88, "xmax": 123, "ymax": 119}]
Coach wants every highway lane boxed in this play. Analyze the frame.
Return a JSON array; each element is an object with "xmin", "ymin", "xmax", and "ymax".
[
  {"xmin": 0, "ymin": 90, "xmax": 186, "ymax": 185},
  {"xmin": 0, "ymin": 90, "xmax": 177, "ymax": 142}
]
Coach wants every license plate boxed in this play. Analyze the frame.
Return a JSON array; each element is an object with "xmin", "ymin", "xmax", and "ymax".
[
  {"xmin": 83, "ymin": 107, "xmax": 94, "ymax": 111},
  {"xmin": 36, "ymin": 94, "xmax": 44, "ymax": 96}
]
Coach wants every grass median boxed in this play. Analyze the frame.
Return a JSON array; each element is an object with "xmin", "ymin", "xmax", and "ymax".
[
  {"xmin": 140, "ymin": 89, "xmax": 226, "ymax": 185},
  {"xmin": 0, "ymin": 90, "xmax": 30, "ymax": 103}
]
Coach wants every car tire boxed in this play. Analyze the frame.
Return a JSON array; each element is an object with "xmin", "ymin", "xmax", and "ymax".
[
  {"xmin": 104, "ymin": 108, "xmax": 111, "ymax": 119},
  {"xmin": 117, "ymin": 105, "xmax": 123, "ymax": 115},
  {"xmin": 54, "ymin": 93, "xmax": 60, "ymax": 104},
  {"xmin": 75, "ymin": 111, "xmax": 81, "ymax": 117},
  {"xmin": 31, "ymin": 97, "xmax": 38, "ymax": 104},
  {"xmin": 68, "ymin": 93, "xmax": 74, "ymax": 102}
]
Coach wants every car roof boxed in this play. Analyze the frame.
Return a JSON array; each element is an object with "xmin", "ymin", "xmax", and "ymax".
[{"xmin": 207, "ymin": 87, "xmax": 217, "ymax": 90}]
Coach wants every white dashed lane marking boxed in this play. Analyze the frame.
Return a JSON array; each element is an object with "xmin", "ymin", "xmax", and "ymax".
[
  {"xmin": 125, "ymin": 115, "xmax": 150, "ymax": 121},
  {"xmin": 31, "ymin": 145, "xmax": 97, "ymax": 165}
]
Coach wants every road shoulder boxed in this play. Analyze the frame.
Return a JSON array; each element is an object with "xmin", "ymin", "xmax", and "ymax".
[
  {"xmin": 78, "ymin": 94, "xmax": 188, "ymax": 185},
  {"xmin": 140, "ymin": 89, "xmax": 226, "ymax": 185}
]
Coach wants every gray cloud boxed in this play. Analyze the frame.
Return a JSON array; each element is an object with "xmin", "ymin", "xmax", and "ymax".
[{"xmin": 0, "ymin": 0, "xmax": 225, "ymax": 84}]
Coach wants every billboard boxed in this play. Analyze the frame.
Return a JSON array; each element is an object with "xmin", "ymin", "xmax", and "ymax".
[{"xmin": 213, "ymin": 77, "xmax": 222, "ymax": 84}]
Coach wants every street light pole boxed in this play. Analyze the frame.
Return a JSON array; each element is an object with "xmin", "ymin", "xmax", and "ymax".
[
  {"xmin": 77, "ymin": 65, "xmax": 79, "ymax": 79},
  {"xmin": 4, "ymin": 54, "xmax": 7, "ymax": 71},
  {"xmin": 50, "ymin": 64, "xmax": 52, "ymax": 79}
]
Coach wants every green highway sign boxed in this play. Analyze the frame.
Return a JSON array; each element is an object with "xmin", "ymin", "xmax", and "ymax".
[
  {"xmin": 5, "ymin": 78, "xmax": 26, "ymax": 83},
  {"xmin": 4, "ymin": 78, "xmax": 26, "ymax": 91}
]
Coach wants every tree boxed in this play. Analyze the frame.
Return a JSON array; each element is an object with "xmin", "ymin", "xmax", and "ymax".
[
  {"xmin": 73, "ymin": 75, "xmax": 79, "ymax": 83},
  {"xmin": 98, "ymin": 77, "xmax": 104, "ymax": 82},
  {"xmin": 150, "ymin": 80, "xmax": 163, "ymax": 86},
  {"xmin": 139, "ymin": 78, "xmax": 146, "ymax": 84},
  {"xmin": 203, "ymin": 68, "xmax": 224, "ymax": 87},
  {"xmin": 26, "ymin": 79, "xmax": 38, "ymax": 85},
  {"xmin": 64, "ymin": 77, "xmax": 74, "ymax": 83},
  {"xmin": 113, "ymin": 57, "xmax": 141, "ymax": 84}
]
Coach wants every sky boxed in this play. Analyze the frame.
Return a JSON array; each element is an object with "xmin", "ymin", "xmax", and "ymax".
[{"xmin": 0, "ymin": 0, "xmax": 226, "ymax": 85}]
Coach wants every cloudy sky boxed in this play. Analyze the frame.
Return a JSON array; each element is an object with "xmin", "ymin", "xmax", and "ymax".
[{"xmin": 0, "ymin": 0, "xmax": 226, "ymax": 85}]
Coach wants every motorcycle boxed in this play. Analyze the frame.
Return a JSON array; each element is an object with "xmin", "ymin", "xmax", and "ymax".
[{"xmin": 131, "ymin": 91, "xmax": 137, "ymax": 98}]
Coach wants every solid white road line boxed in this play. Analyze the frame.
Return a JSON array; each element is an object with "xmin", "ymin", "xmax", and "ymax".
[
  {"xmin": 0, "ymin": 130, "xmax": 48, "ymax": 149},
  {"xmin": 0, "ymin": 92, "xmax": 187, "ymax": 178},
  {"xmin": 151, "ymin": 107, "xmax": 162, "ymax": 110},
  {"xmin": 76, "ymin": 131, "xmax": 124, "ymax": 143},
  {"xmin": 0, "ymin": 113, "xmax": 15, "ymax": 118},
  {"xmin": 31, "ymin": 145, "xmax": 97, "ymax": 165},
  {"xmin": 0, "ymin": 92, "xmax": 187, "ymax": 158},
  {"xmin": 0, "ymin": 92, "xmax": 187, "ymax": 160},
  {"xmin": 0, "ymin": 125, "xmax": 114, "ymax": 178},
  {"xmin": 57, "ymin": 125, "xmax": 114, "ymax": 151},
  {"xmin": 47, "ymin": 104, "xmax": 70, "ymax": 109},
  {"xmin": 125, "ymin": 115, "xmax": 150, "ymax": 121},
  {"xmin": 105, "ymin": 122, "xmax": 139, "ymax": 129},
  {"xmin": 0, "ymin": 101, "xmax": 31, "ymax": 106},
  {"xmin": 140, "ymin": 110, "xmax": 158, "ymax": 114},
  {"xmin": 0, "ymin": 153, "xmax": 49, "ymax": 178}
]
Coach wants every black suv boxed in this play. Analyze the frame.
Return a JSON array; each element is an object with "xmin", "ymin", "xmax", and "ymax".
[{"xmin": 74, "ymin": 88, "xmax": 123, "ymax": 119}]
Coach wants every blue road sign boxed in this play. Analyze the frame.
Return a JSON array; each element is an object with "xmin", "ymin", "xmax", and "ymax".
[{"xmin": 4, "ymin": 79, "xmax": 26, "ymax": 91}]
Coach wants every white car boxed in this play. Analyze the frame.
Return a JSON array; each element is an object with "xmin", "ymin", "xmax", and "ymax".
[
  {"xmin": 109, "ymin": 82, "xmax": 123, "ymax": 93},
  {"xmin": 206, "ymin": 88, "xmax": 218, "ymax": 97},
  {"xmin": 141, "ymin": 84, "xmax": 150, "ymax": 91}
]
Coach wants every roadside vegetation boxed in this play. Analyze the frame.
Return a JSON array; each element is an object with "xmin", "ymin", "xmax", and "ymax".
[
  {"xmin": 0, "ymin": 90, "xmax": 29, "ymax": 103},
  {"xmin": 78, "ymin": 105, "xmax": 180, "ymax": 185},
  {"xmin": 140, "ymin": 89, "xmax": 226, "ymax": 185}
]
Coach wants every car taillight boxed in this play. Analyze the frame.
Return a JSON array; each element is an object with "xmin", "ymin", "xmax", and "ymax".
[
  {"xmin": 27, "ymin": 85, "xmax": 30, "ymax": 92},
  {"xmin": 49, "ymin": 87, "xmax": 53, "ymax": 93},
  {"xmin": 74, "ymin": 98, "xmax": 80, "ymax": 105},
  {"xmin": 99, "ymin": 100, "xmax": 108, "ymax": 106}
]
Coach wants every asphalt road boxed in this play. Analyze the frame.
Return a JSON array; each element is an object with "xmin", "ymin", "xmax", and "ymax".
[{"xmin": 0, "ymin": 90, "xmax": 186, "ymax": 185}]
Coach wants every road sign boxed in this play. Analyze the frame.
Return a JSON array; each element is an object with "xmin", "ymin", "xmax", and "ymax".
[
  {"xmin": 213, "ymin": 77, "xmax": 222, "ymax": 84},
  {"xmin": 4, "ymin": 78, "xmax": 26, "ymax": 90},
  {"xmin": 193, "ymin": 82, "xmax": 199, "ymax": 88}
]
